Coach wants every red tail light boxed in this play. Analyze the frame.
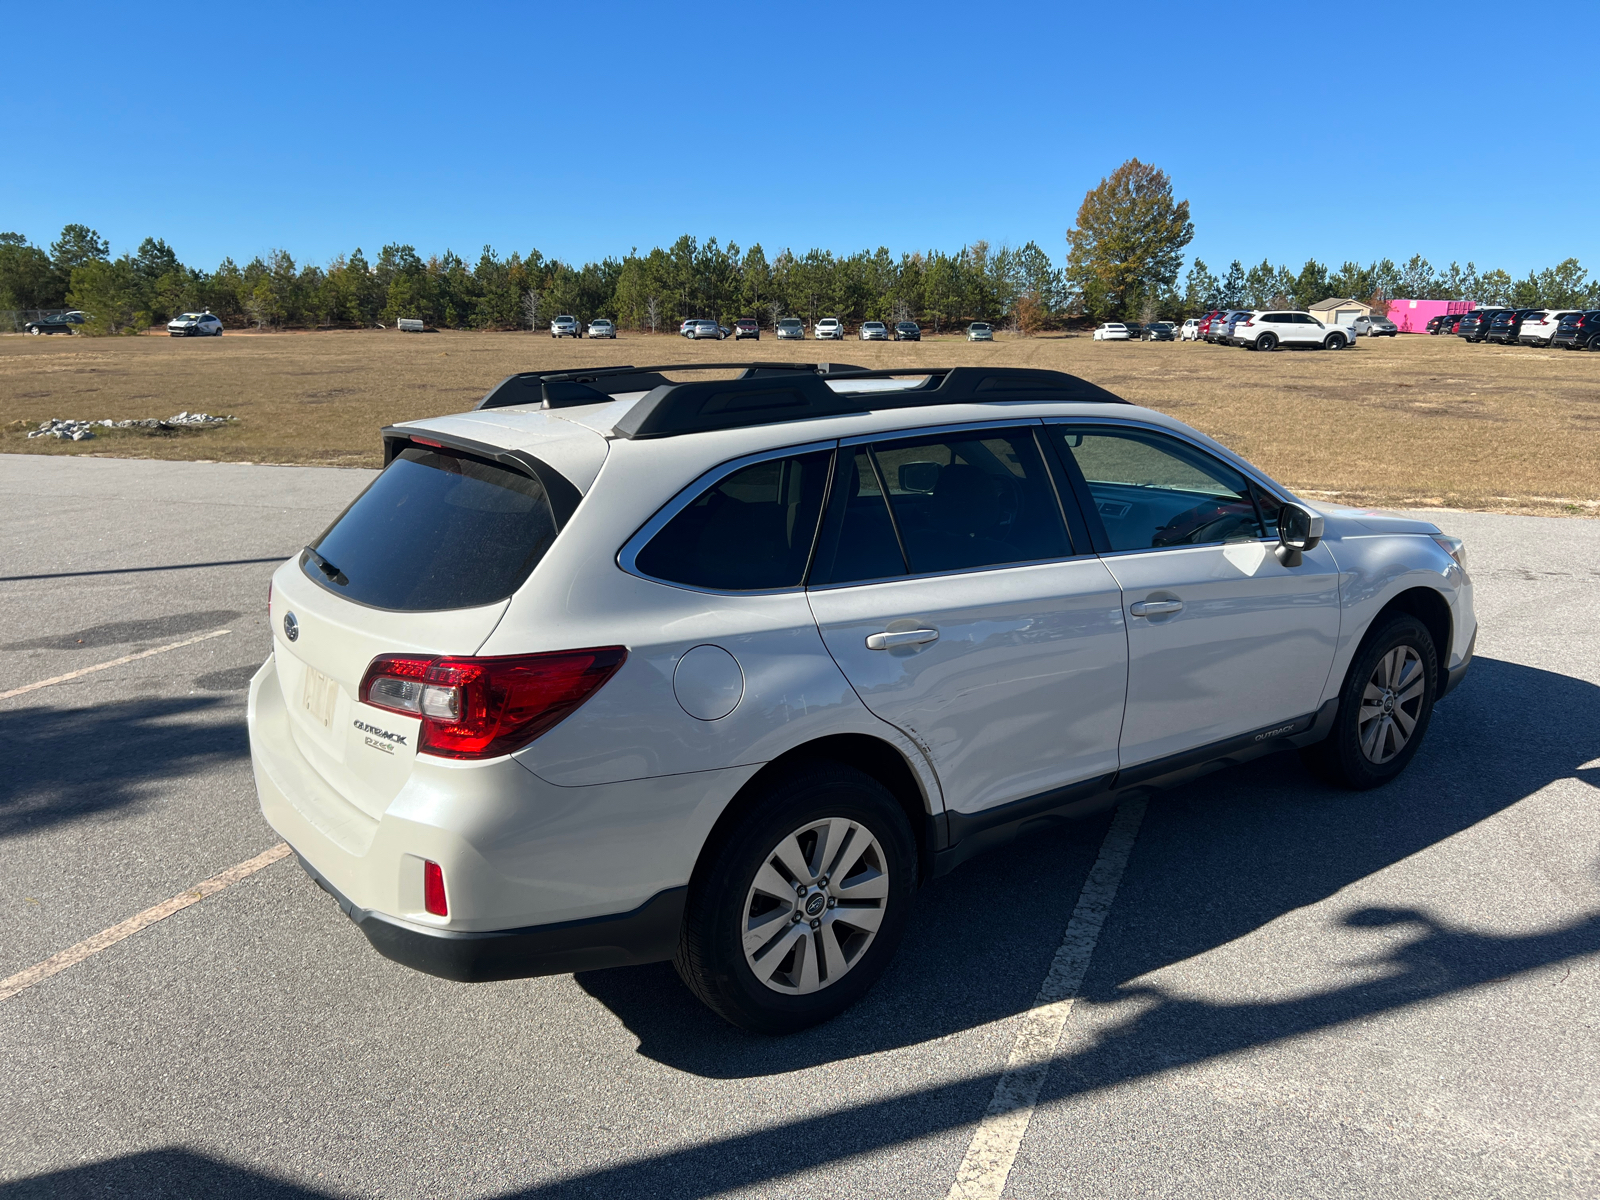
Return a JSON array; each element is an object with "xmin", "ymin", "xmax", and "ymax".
[
  {"xmin": 423, "ymin": 861, "xmax": 448, "ymax": 916},
  {"xmin": 360, "ymin": 647, "xmax": 627, "ymax": 759}
]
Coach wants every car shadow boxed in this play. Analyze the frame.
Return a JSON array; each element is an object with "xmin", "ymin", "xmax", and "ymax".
[
  {"xmin": 0, "ymin": 695, "xmax": 248, "ymax": 839},
  {"xmin": 576, "ymin": 655, "xmax": 1599, "ymax": 1079}
]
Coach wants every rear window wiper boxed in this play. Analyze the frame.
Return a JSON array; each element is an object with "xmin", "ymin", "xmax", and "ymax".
[{"xmin": 303, "ymin": 545, "xmax": 349, "ymax": 587}]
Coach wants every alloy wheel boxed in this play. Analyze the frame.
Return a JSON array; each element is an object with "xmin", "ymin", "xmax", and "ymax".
[
  {"xmin": 1358, "ymin": 644, "xmax": 1425, "ymax": 764},
  {"xmin": 741, "ymin": 816, "xmax": 889, "ymax": 995}
]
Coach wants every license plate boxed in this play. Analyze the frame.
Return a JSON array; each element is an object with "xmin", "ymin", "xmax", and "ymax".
[{"xmin": 301, "ymin": 666, "xmax": 340, "ymax": 730}]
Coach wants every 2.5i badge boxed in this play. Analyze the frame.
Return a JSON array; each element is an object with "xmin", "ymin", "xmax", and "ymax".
[{"xmin": 354, "ymin": 719, "xmax": 407, "ymax": 755}]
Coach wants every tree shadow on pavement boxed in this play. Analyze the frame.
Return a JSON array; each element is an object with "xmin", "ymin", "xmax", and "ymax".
[
  {"xmin": 0, "ymin": 695, "xmax": 247, "ymax": 839},
  {"xmin": 576, "ymin": 656, "xmax": 1600, "ymax": 1081},
  {"xmin": 0, "ymin": 1149, "xmax": 335, "ymax": 1200}
]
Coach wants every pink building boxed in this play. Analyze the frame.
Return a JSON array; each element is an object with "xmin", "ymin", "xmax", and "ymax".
[{"xmin": 1380, "ymin": 298, "xmax": 1476, "ymax": 333}]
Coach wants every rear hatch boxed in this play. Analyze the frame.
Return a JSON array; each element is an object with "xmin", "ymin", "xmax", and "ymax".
[{"xmin": 269, "ymin": 430, "xmax": 598, "ymax": 819}]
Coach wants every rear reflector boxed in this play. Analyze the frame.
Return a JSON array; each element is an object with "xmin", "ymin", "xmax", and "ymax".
[
  {"xmin": 360, "ymin": 647, "xmax": 627, "ymax": 759},
  {"xmin": 423, "ymin": 860, "xmax": 447, "ymax": 916}
]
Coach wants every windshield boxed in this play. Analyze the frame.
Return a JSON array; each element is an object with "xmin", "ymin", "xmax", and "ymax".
[
  {"xmin": 305, "ymin": 446, "xmax": 561, "ymax": 611},
  {"xmin": 177, "ymin": 313, "xmax": 205, "ymax": 320}
]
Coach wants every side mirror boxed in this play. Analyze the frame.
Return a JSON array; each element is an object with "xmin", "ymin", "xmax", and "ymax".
[{"xmin": 1275, "ymin": 503, "xmax": 1324, "ymax": 567}]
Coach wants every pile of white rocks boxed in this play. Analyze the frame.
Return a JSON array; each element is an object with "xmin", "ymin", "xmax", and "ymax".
[{"xmin": 27, "ymin": 412, "xmax": 235, "ymax": 441}]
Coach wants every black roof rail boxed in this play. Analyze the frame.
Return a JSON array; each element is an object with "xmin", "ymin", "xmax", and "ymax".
[
  {"xmin": 613, "ymin": 366, "xmax": 1128, "ymax": 440},
  {"xmin": 475, "ymin": 362, "xmax": 869, "ymax": 411}
]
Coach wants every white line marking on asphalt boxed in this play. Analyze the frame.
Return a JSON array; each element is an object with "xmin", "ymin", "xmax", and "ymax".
[
  {"xmin": 0, "ymin": 843, "xmax": 291, "ymax": 1002},
  {"xmin": 946, "ymin": 797, "xmax": 1149, "ymax": 1200},
  {"xmin": 0, "ymin": 628, "xmax": 232, "ymax": 700}
]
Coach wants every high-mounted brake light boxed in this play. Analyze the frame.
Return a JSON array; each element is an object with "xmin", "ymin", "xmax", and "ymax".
[
  {"xmin": 410, "ymin": 436, "xmax": 444, "ymax": 448},
  {"xmin": 359, "ymin": 647, "xmax": 627, "ymax": 759}
]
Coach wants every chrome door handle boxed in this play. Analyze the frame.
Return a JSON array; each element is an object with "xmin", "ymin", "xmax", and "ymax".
[
  {"xmin": 865, "ymin": 628, "xmax": 940, "ymax": 651},
  {"xmin": 1129, "ymin": 600, "xmax": 1184, "ymax": 617}
]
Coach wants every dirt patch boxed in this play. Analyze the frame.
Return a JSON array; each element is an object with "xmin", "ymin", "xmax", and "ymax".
[{"xmin": 1, "ymin": 329, "xmax": 1596, "ymax": 516}]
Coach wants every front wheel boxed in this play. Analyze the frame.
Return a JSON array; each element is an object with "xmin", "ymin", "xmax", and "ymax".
[
  {"xmin": 675, "ymin": 763, "xmax": 916, "ymax": 1034},
  {"xmin": 1325, "ymin": 334, "xmax": 1346, "ymax": 350},
  {"xmin": 1305, "ymin": 615, "xmax": 1437, "ymax": 790}
]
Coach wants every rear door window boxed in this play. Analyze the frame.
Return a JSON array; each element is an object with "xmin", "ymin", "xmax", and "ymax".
[
  {"xmin": 635, "ymin": 450, "xmax": 832, "ymax": 590},
  {"xmin": 305, "ymin": 446, "xmax": 562, "ymax": 611},
  {"xmin": 872, "ymin": 428, "xmax": 1072, "ymax": 573}
]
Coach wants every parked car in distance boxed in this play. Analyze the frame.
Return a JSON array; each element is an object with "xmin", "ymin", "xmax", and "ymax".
[
  {"xmin": 1093, "ymin": 322, "xmax": 1132, "ymax": 341},
  {"xmin": 1517, "ymin": 310, "xmax": 1582, "ymax": 347},
  {"xmin": 167, "ymin": 311, "xmax": 224, "ymax": 337},
  {"xmin": 966, "ymin": 322, "xmax": 994, "ymax": 342},
  {"xmin": 1142, "ymin": 322, "xmax": 1175, "ymax": 342},
  {"xmin": 1231, "ymin": 310, "xmax": 1350, "ymax": 351},
  {"xmin": 687, "ymin": 319, "xmax": 726, "ymax": 340},
  {"xmin": 1350, "ymin": 315, "xmax": 1398, "ymax": 337},
  {"xmin": 1199, "ymin": 310, "xmax": 1228, "ymax": 342},
  {"xmin": 253, "ymin": 360, "xmax": 1477, "ymax": 1035},
  {"xmin": 1551, "ymin": 310, "xmax": 1600, "ymax": 350},
  {"xmin": 815, "ymin": 317, "xmax": 845, "ymax": 341},
  {"xmin": 859, "ymin": 321, "xmax": 889, "ymax": 341},
  {"xmin": 1215, "ymin": 311, "xmax": 1253, "ymax": 346},
  {"xmin": 1455, "ymin": 309, "xmax": 1506, "ymax": 342},
  {"xmin": 1180, "ymin": 318, "xmax": 1202, "ymax": 341},
  {"xmin": 1425, "ymin": 314, "xmax": 1452, "ymax": 335},
  {"xmin": 551, "ymin": 315, "xmax": 582, "ymax": 339},
  {"xmin": 23, "ymin": 310, "xmax": 86, "ymax": 335},
  {"xmin": 679, "ymin": 319, "xmax": 696, "ymax": 338},
  {"xmin": 776, "ymin": 318, "xmax": 806, "ymax": 340},
  {"xmin": 588, "ymin": 318, "xmax": 616, "ymax": 340},
  {"xmin": 893, "ymin": 321, "xmax": 921, "ymax": 341},
  {"xmin": 733, "ymin": 318, "xmax": 760, "ymax": 341},
  {"xmin": 1485, "ymin": 309, "xmax": 1541, "ymax": 345}
]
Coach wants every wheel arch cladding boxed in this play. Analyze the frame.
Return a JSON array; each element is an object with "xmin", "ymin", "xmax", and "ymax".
[
  {"xmin": 1370, "ymin": 586, "xmax": 1451, "ymax": 673},
  {"xmin": 694, "ymin": 734, "xmax": 935, "ymax": 887}
]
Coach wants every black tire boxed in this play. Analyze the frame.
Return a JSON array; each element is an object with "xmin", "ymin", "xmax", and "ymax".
[
  {"xmin": 1325, "ymin": 333, "xmax": 1346, "ymax": 351},
  {"xmin": 1257, "ymin": 333, "xmax": 1278, "ymax": 351},
  {"xmin": 1304, "ymin": 614, "xmax": 1438, "ymax": 790},
  {"xmin": 675, "ymin": 763, "xmax": 917, "ymax": 1034}
]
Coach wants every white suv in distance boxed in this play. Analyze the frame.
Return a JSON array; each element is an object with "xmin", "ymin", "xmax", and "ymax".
[
  {"xmin": 815, "ymin": 317, "xmax": 845, "ymax": 340},
  {"xmin": 1231, "ymin": 311, "xmax": 1350, "ymax": 351},
  {"xmin": 250, "ymin": 362, "xmax": 1475, "ymax": 1033},
  {"xmin": 1517, "ymin": 310, "xmax": 1583, "ymax": 346},
  {"xmin": 550, "ymin": 315, "xmax": 582, "ymax": 339},
  {"xmin": 1092, "ymin": 323, "xmax": 1131, "ymax": 341},
  {"xmin": 1179, "ymin": 318, "xmax": 1201, "ymax": 341}
]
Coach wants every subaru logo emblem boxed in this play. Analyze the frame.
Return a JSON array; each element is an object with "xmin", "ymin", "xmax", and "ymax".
[{"xmin": 283, "ymin": 612, "xmax": 299, "ymax": 642}]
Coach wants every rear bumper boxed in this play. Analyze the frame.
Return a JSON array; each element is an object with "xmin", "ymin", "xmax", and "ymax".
[
  {"xmin": 294, "ymin": 850, "xmax": 685, "ymax": 981},
  {"xmin": 247, "ymin": 654, "xmax": 748, "ymax": 979}
]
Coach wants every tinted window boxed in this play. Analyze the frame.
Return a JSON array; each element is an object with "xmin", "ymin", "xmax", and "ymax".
[
  {"xmin": 812, "ymin": 450, "xmax": 907, "ymax": 585},
  {"xmin": 635, "ymin": 450, "xmax": 831, "ymax": 591},
  {"xmin": 306, "ymin": 447, "xmax": 560, "ymax": 611},
  {"xmin": 1052, "ymin": 427, "xmax": 1263, "ymax": 551},
  {"xmin": 871, "ymin": 428, "xmax": 1071, "ymax": 574}
]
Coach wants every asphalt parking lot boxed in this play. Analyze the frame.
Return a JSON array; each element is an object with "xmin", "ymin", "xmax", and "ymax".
[{"xmin": 2, "ymin": 454, "xmax": 1597, "ymax": 1199}]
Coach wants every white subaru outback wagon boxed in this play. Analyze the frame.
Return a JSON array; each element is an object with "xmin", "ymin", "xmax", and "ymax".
[{"xmin": 249, "ymin": 362, "xmax": 1475, "ymax": 1033}]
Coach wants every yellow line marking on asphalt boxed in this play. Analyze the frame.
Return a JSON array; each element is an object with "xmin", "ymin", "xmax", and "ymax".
[
  {"xmin": 946, "ymin": 797, "xmax": 1148, "ymax": 1200},
  {"xmin": 0, "ymin": 843, "xmax": 291, "ymax": 1002},
  {"xmin": 0, "ymin": 628, "xmax": 232, "ymax": 700}
]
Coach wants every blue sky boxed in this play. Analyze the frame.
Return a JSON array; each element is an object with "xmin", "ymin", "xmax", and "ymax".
[{"xmin": 5, "ymin": 3, "xmax": 1594, "ymax": 280}]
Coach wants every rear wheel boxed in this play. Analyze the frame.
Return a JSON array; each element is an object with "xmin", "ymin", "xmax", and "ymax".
[
  {"xmin": 1257, "ymin": 333, "xmax": 1278, "ymax": 351},
  {"xmin": 675, "ymin": 763, "xmax": 916, "ymax": 1034},
  {"xmin": 1305, "ymin": 615, "xmax": 1437, "ymax": 790}
]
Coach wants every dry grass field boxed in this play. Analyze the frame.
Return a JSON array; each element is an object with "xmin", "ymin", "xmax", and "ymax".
[{"xmin": 3, "ymin": 328, "xmax": 1598, "ymax": 515}]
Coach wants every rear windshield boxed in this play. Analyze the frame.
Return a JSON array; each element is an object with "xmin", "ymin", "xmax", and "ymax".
[{"xmin": 304, "ymin": 446, "xmax": 559, "ymax": 611}]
